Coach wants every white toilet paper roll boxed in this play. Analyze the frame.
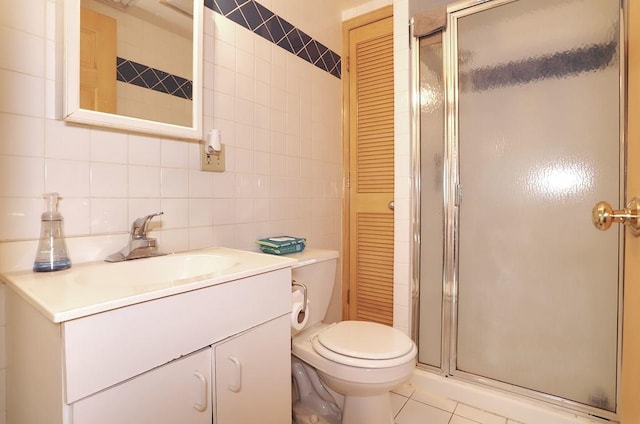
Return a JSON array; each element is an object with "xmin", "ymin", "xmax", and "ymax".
[{"xmin": 291, "ymin": 287, "xmax": 310, "ymax": 331}]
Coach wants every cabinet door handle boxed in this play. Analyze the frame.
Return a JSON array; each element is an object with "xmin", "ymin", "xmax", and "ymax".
[
  {"xmin": 227, "ymin": 356, "xmax": 242, "ymax": 393},
  {"xmin": 193, "ymin": 371, "xmax": 208, "ymax": 412}
]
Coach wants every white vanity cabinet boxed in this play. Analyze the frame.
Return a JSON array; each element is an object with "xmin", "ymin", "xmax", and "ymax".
[
  {"xmin": 71, "ymin": 348, "xmax": 213, "ymax": 424},
  {"xmin": 6, "ymin": 266, "xmax": 292, "ymax": 424},
  {"xmin": 215, "ymin": 315, "xmax": 291, "ymax": 424}
]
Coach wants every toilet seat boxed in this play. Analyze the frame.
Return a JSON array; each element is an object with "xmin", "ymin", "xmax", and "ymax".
[{"xmin": 311, "ymin": 321, "xmax": 416, "ymax": 369}]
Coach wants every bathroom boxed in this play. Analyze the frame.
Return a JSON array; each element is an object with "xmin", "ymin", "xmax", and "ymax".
[{"xmin": 1, "ymin": 0, "xmax": 640, "ymax": 423}]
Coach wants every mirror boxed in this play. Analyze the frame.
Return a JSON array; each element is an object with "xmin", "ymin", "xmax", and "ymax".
[{"xmin": 62, "ymin": 0, "xmax": 203, "ymax": 139}]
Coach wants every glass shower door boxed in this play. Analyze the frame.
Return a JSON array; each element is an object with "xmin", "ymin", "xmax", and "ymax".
[
  {"xmin": 417, "ymin": 33, "xmax": 445, "ymax": 369},
  {"xmin": 451, "ymin": 0, "xmax": 622, "ymax": 412}
]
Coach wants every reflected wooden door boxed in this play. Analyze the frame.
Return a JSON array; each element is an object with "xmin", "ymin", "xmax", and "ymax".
[{"xmin": 80, "ymin": 7, "xmax": 116, "ymax": 113}]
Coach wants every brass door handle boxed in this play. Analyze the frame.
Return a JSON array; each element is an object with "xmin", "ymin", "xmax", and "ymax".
[{"xmin": 592, "ymin": 197, "xmax": 640, "ymax": 235}]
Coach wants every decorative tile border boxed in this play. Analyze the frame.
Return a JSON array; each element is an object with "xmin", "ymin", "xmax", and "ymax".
[
  {"xmin": 205, "ymin": 0, "xmax": 342, "ymax": 79},
  {"xmin": 116, "ymin": 57, "xmax": 193, "ymax": 100},
  {"xmin": 115, "ymin": 0, "xmax": 342, "ymax": 97}
]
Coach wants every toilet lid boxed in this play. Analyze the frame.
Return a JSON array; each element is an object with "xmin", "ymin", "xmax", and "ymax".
[{"xmin": 316, "ymin": 321, "xmax": 414, "ymax": 360}]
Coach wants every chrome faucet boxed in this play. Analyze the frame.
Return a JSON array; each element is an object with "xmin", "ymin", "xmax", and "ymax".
[{"xmin": 105, "ymin": 212, "xmax": 167, "ymax": 262}]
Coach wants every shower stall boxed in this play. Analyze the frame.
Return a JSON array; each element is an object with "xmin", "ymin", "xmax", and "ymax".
[{"xmin": 411, "ymin": 0, "xmax": 625, "ymax": 420}]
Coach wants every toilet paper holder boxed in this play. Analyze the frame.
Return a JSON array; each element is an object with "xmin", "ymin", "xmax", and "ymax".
[{"xmin": 292, "ymin": 280, "xmax": 308, "ymax": 323}]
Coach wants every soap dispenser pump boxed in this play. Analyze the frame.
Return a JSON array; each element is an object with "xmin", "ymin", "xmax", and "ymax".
[{"xmin": 33, "ymin": 192, "xmax": 71, "ymax": 272}]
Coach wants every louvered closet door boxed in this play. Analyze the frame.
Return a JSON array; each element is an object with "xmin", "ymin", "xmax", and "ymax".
[{"xmin": 348, "ymin": 16, "xmax": 394, "ymax": 326}]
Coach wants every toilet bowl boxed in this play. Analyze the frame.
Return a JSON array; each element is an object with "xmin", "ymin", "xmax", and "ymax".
[
  {"xmin": 288, "ymin": 249, "xmax": 417, "ymax": 424},
  {"xmin": 292, "ymin": 321, "xmax": 416, "ymax": 424},
  {"xmin": 291, "ymin": 356, "xmax": 341, "ymax": 424}
]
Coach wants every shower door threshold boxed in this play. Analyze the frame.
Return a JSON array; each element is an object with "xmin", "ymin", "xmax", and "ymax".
[{"xmin": 414, "ymin": 365, "xmax": 617, "ymax": 423}]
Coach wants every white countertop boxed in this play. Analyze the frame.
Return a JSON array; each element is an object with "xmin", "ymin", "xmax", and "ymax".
[{"xmin": 0, "ymin": 247, "xmax": 296, "ymax": 323}]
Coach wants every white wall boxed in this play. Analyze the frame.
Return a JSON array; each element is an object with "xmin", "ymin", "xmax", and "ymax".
[
  {"xmin": 393, "ymin": 0, "xmax": 411, "ymax": 336},
  {"xmin": 0, "ymin": 0, "xmax": 346, "ymax": 421},
  {"xmin": 342, "ymin": 0, "xmax": 393, "ymax": 20}
]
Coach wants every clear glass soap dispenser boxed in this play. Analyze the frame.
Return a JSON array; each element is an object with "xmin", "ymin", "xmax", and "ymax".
[{"xmin": 33, "ymin": 192, "xmax": 71, "ymax": 272}]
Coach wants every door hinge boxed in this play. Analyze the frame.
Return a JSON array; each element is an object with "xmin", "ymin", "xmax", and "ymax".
[
  {"xmin": 346, "ymin": 172, "xmax": 351, "ymax": 189},
  {"xmin": 346, "ymin": 288, "xmax": 350, "ymax": 305},
  {"xmin": 345, "ymin": 55, "xmax": 350, "ymax": 73}
]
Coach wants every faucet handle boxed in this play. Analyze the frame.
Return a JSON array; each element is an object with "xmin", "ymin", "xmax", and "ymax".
[{"xmin": 131, "ymin": 211, "xmax": 163, "ymax": 239}]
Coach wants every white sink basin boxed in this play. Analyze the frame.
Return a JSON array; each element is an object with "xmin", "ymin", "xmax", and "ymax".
[
  {"xmin": 74, "ymin": 253, "xmax": 239, "ymax": 288},
  {"xmin": 1, "ymin": 246, "xmax": 296, "ymax": 323}
]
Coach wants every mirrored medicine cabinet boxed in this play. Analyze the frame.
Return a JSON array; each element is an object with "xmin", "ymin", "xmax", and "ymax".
[{"xmin": 61, "ymin": 0, "xmax": 203, "ymax": 139}]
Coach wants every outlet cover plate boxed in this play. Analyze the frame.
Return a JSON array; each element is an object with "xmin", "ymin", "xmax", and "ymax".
[{"xmin": 200, "ymin": 144, "xmax": 225, "ymax": 172}]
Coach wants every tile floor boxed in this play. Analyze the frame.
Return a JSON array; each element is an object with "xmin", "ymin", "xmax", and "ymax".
[
  {"xmin": 391, "ymin": 383, "xmax": 524, "ymax": 424},
  {"xmin": 391, "ymin": 383, "xmax": 607, "ymax": 424}
]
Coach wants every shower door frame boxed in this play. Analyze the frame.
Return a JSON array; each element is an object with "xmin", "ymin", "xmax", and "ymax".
[{"xmin": 410, "ymin": 0, "xmax": 627, "ymax": 420}]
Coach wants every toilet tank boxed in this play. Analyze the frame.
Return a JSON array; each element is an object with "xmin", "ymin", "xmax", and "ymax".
[{"xmin": 289, "ymin": 249, "xmax": 339, "ymax": 328}]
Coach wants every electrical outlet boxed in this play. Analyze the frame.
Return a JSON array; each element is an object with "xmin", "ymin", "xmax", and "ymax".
[{"xmin": 200, "ymin": 144, "xmax": 225, "ymax": 172}]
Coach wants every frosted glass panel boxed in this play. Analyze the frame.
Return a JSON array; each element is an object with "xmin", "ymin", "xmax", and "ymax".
[
  {"xmin": 455, "ymin": 0, "xmax": 620, "ymax": 411},
  {"xmin": 418, "ymin": 34, "xmax": 445, "ymax": 368}
]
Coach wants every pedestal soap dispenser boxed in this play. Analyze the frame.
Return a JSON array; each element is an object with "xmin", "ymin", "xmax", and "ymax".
[{"xmin": 33, "ymin": 192, "xmax": 71, "ymax": 272}]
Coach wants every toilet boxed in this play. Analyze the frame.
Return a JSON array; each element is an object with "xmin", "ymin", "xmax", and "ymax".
[{"xmin": 288, "ymin": 249, "xmax": 417, "ymax": 424}]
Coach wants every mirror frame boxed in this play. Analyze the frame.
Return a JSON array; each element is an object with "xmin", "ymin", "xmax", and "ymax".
[{"xmin": 62, "ymin": 0, "xmax": 203, "ymax": 140}]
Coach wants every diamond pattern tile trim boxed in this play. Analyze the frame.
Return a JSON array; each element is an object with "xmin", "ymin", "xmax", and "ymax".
[
  {"xmin": 116, "ymin": 57, "xmax": 193, "ymax": 100},
  {"xmin": 209, "ymin": 0, "xmax": 341, "ymax": 79}
]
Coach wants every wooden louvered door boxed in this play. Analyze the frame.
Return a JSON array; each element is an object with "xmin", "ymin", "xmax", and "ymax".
[{"xmin": 346, "ymin": 15, "xmax": 394, "ymax": 326}]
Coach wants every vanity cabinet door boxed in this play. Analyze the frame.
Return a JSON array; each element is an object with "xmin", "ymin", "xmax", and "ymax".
[
  {"xmin": 72, "ymin": 348, "xmax": 212, "ymax": 424},
  {"xmin": 214, "ymin": 315, "xmax": 291, "ymax": 424}
]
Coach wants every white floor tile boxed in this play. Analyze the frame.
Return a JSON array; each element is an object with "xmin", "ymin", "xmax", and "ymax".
[
  {"xmin": 451, "ymin": 416, "xmax": 482, "ymax": 424},
  {"xmin": 455, "ymin": 403, "xmax": 507, "ymax": 424},
  {"xmin": 392, "ymin": 382, "xmax": 416, "ymax": 398},
  {"xmin": 395, "ymin": 399, "xmax": 452, "ymax": 424},
  {"xmin": 392, "ymin": 392, "xmax": 409, "ymax": 417},
  {"xmin": 411, "ymin": 388, "xmax": 458, "ymax": 413}
]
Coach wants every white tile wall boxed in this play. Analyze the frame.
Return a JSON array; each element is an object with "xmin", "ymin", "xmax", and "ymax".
[
  {"xmin": 0, "ymin": 2, "xmax": 412, "ymax": 422},
  {"xmin": 0, "ymin": 0, "xmax": 346, "ymax": 420},
  {"xmin": 393, "ymin": 0, "xmax": 412, "ymax": 337}
]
